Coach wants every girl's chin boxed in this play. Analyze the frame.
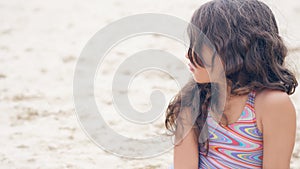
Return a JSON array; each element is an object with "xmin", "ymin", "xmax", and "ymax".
[{"xmin": 193, "ymin": 75, "xmax": 210, "ymax": 83}]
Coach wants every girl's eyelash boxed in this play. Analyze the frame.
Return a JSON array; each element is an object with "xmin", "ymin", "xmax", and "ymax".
[{"xmin": 188, "ymin": 48, "xmax": 204, "ymax": 67}]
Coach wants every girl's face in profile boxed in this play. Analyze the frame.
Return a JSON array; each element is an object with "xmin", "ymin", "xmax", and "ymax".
[{"xmin": 186, "ymin": 45, "xmax": 214, "ymax": 83}]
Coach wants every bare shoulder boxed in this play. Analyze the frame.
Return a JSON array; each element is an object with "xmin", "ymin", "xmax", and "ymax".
[
  {"xmin": 256, "ymin": 89, "xmax": 294, "ymax": 108},
  {"xmin": 255, "ymin": 90, "xmax": 297, "ymax": 168},
  {"xmin": 255, "ymin": 89, "xmax": 296, "ymax": 124}
]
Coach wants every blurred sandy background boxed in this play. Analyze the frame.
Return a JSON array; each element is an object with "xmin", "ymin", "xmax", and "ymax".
[{"xmin": 0, "ymin": 0, "xmax": 300, "ymax": 168}]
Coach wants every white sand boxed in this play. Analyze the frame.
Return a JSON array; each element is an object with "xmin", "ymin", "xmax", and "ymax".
[{"xmin": 0, "ymin": 0, "xmax": 299, "ymax": 168}]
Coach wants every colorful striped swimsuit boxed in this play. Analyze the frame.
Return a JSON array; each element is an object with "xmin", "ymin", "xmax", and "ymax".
[{"xmin": 199, "ymin": 90, "xmax": 263, "ymax": 168}]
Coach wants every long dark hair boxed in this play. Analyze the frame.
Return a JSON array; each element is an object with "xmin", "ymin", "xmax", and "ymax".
[{"xmin": 165, "ymin": 0, "xmax": 298, "ymax": 157}]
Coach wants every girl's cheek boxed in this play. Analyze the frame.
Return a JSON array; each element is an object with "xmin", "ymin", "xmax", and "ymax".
[{"xmin": 193, "ymin": 68, "xmax": 211, "ymax": 83}]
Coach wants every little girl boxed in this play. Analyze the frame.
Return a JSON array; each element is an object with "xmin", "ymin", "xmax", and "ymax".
[{"xmin": 165, "ymin": 0, "xmax": 298, "ymax": 168}]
